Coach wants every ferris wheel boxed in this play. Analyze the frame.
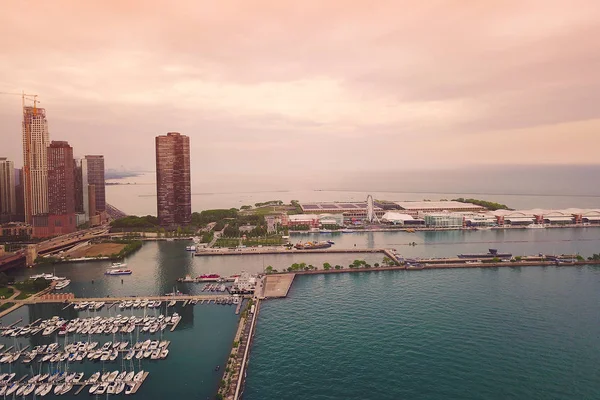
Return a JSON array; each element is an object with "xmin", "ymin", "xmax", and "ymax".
[{"xmin": 366, "ymin": 195, "xmax": 379, "ymax": 223}]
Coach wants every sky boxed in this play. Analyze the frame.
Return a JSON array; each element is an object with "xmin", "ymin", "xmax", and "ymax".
[{"xmin": 1, "ymin": 0, "xmax": 600, "ymax": 176}]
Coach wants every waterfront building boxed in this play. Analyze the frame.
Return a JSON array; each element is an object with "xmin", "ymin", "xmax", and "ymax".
[
  {"xmin": 381, "ymin": 212, "xmax": 424, "ymax": 226},
  {"xmin": 424, "ymin": 213, "xmax": 465, "ymax": 228},
  {"xmin": 0, "ymin": 158, "xmax": 16, "ymax": 223},
  {"xmin": 299, "ymin": 201, "xmax": 386, "ymax": 225},
  {"xmin": 46, "ymin": 141, "xmax": 76, "ymax": 235},
  {"xmin": 395, "ymin": 201, "xmax": 485, "ymax": 216},
  {"xmin": 155, "ymin": 132, "xmax": 191, "ymax": 227},
  {"xmin": 84, "ymin": 155, "xmax": 105, "ymax": 212},
  {"xmin": 22, "ymin": 106, "xmax": 50, "ymax": 223}
]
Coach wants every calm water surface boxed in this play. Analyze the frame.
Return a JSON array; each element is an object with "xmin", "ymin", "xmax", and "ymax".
[
  {"xmin": 4, "ymin": 230, "xmax": 600, "ymax": 399},
  {"xmin": 246, "ymin": 267, "xmax": 600, "ymax": 400}
]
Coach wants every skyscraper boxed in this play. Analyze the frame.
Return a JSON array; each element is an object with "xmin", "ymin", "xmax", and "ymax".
[
  {"xmin": 0, "ymin": 158, "xmax": 16, "ymax": 223},
  {"xmin": 84, "ymin": 155, "xmax": 105, "ymax": 212},
  {"xmin": 155, "ymin": 132, "xmax": 191, "ymax": 227},
  {"xmin": 46, "ymin": 141, "xmax": 76, "ymax": 235},
  {"xmin": 47, "ymin": 141, "xmax": 75, "ymax": 215},
  {"xmin": 14, "ymin": 168, "xmax": 24, "ymax": 222},
  {"xmin": 22, "ymin": 106, "xmax": 50, "ymax": 223}
]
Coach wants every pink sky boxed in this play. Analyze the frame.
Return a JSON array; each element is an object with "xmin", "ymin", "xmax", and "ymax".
[{"xmin": 1, "ymin": 0, "xmax": 599, "ymax": 174}]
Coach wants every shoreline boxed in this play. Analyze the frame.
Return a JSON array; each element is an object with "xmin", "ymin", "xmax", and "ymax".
[{"xmin": 289, "ymin": 224, "xmax": 600, "ymax": 234}]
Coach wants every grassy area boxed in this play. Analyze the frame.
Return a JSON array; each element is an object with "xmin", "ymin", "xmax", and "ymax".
[
  {"xmin": 214, "ymin": 237, "xmax": 287, "ymax": 248},
  {"xmin": 14, "ymin": 278, "xmax": 50, "ymax": 295},
  {"xmin": 15, "ymin": 293, "xmax": 30, "ymax": 300},
  {"xmin": 0, "ymin": 287, "xmax": 14, "ymax": 299},
  {"xmin": 0, "ymin": 302, "xmax": 15, "ymax": 312}
]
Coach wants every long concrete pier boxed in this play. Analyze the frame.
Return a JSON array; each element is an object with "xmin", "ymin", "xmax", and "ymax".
[{"xmin": 195, "ymin": 247, "xmax": 389, "ymax": 257}]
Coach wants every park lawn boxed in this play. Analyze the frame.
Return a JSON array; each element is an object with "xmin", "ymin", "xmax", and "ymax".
[
  {"xmin": 0, "ymin": 287, "xmax": 14, "ymax": 300},
  {"xmin": 15, "ymin": 293, "xmax": 30, "ymax": 300}
]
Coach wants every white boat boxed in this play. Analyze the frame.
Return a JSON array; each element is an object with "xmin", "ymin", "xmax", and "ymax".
[
  {"xmin": 107, "ymin": 382, "xmax": 117, "ymax": 394},
  {"xmin": 95, "ymin": 383, "xmax": 108, "ymax": 395},
  {"xmin": 160, "ymin": 349, "xmax": 169, "ymax": 359},
  {"xmin": 115, "ymin": 382, "xmax": 126, "ymax": 394},
  {"xmin": 116, "ymin": 371, "xmax": 127, "ymax": 381},
  {"xmin": 125, "ymin": 383, "xmax": 136, "ymax": 395},
  {"xmin": 124, "ymin": 371, "xmax": 135, "ymax": 382},
  {"xmin": 40, "ymin": 383, "xmax": 53, "ymax": 396},
  {"xmin": 89, "ymin": 384, "xmax": 99, "ymax": 395},
  {"xmin": 107, "ymin": 370, "xmax": 119, "ymax": 382},
  {"xmin": 133, "ymin": 370, "xmax": 145, "ymax": 382},
  {"xmin": 88, "ymin": 372, "xmax": 100, "ymax": 383},
  {"xmin": 110, "ymin": 262, "xmax": 127, "ymax": 268},
  {"xmin": 168, "ymin": 300, "xmax": 176, "ymax": 307},
  {"xmin": 54, "ymin": 279, "xmax": 71, "ymax": 290},
  {"xmin": 6, "ymin": 384, "xmax": 19, "ymax": 396},
  {"xmin": 527, "ymin": 223, "xmax": 546, "ymax": 229}
]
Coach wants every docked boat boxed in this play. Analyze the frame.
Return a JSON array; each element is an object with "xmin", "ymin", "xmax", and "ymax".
[
  {"xmin": 105, "ymin": 269, "xmax": 133, "ymax": 275},
  {"xmin": 110, "ymin": 262, "xmax": 127, "ymax": 268},
  {"xmin": 54, "ymin": 279, "xmax": 71, "ymax": 290},
  {"xmin": 195, "ymin": 273, "xmax": 221, "ymax": 282},
  {"xmin": 185, "ymin": 245, "xmax": 196, "ymax": 251},
  {"xmin": 294, "ymin": 241, "xmax": 332, "ymax": 250},
  {"xmin": 457, "ymin": 249, "xmax": 512, "ymax": 259}
]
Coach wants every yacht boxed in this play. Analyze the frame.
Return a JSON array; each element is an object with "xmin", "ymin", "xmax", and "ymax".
[
  {"xmin": 54, "ymin": 279, "xmax": 71, "ymax": 290},
  {"xmin": 40, "ymin": 383, "xmax": 53, "ymax": 397},
  {"xmin": 5, "ymin": 383, "xmax": 19, "ymax": 396},
  {"xmin": 105, "ymin": 269, "xmax": 133, "ymax": 275},
  {"xmin": 133, "ymin": 370, "xmax": 145, "ymax": 382},
  {"xmin": 124, "ymin": 371, "xmax": 135, "ymax": 382},
  {"xmin": 125, "ymin": 383, "xmax": 136, "ymax": 395},
  {"xmin": 168, "ymin": 300, "xmax": 176, "ymax": 307},
  {"xmin": 110, "ymin": 262, "xmax": 127, "ymax": 268},
  {"xmin": 95, "ymin": 383, "xmax": 108, "ymax": 395},
  {"xmin": 107, "ymin": 370, "xmax": 119, "ymax": 382},
  {"xmin": 88, "ymin": 372, "xmax": 100, "ymax": 383},
  {"xmin": 88, "ymin": 384, "xmax": 99, "ymax": 394},
  {"xmin": 115, "ymin": 382, "xmax": 126, "ymax": 394},
  {"xmin": 160, "ymin": 349, "xmax": 169, "ymax": 359}
]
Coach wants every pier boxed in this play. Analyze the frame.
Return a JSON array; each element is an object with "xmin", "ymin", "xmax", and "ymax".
[
  {"xmin": 259, "ymin": 274, "xmax": 295, "ymax": 299},
  {"xmin": 195, "ymin": 247, "xmax": 389, "ymax": 257}
]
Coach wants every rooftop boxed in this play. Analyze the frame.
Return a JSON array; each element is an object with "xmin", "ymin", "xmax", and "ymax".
[{"xmin": 395, "ymin": 201, "xmax": 485, "ymax": 210}]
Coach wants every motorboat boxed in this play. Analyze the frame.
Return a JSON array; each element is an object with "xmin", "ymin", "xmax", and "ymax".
[
  {"xmin": 95, "ymin": 383, "xmax": 108, "ymax": 395},
  {"xmin": 54, "ymin": 279, "xmax": 71, "ymax": 290},
  {"xmin": 160, "ymin": 349, "xmax": 169, "ymax": 359},
  {"xmin": 125, "ymin": 383, "xmax": 136, "ymax": 395},
  {"xmin": 110, "ymin": 262, "xmax": 127, "ymax": 268},
  {"xmin": 124, "ymin": 371, "xmax": 135, "ymax": 382},
  {"xmin": 88, "ymin": 372, "xmax": 100, "ymax": 383},
  {"xmin": 115, "ymin": 382, "xmax": 126, "ymax": 394},
  {"xmin": 133, "ymin": 370, "xmax": 145, "ymax": 382},
  {"xmin": 89, "ymin": 384, "xmax": 99, "ymax": 394},
  {"xmin": 107, "ymin": 370, "xmax": 119, "ymax": 382}
]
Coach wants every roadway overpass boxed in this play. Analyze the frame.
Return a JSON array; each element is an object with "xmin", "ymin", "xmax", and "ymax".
[{"xmin": 0, "ymin": 226, "xmax": 110, "ymax": 271}]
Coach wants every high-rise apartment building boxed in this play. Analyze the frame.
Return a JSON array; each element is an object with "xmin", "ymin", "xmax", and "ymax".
[
  {"xmin": 155, "ymin": 132, "xmax": 191, "ymax": 227},
  {"xmin": 14, "ymin": 168, "xmax": 24, "ymax": 222},
  {"xmin": 22, "ymin": 106, "xmax": 50, "ymax": 223},
  {"xmin": 0, "ymin": 158, "xmax": 16, "ymax": 223},
  {"xmin": 84, "ymin": 155, "xmax": 105, "ymax": 212},
  {"xmin": 73, "ymin": 159, "xmax": 84, "ymax": 215},
  {"xmin": 47, "ymin": 141, "xmax": 75, "ymax": 215}
]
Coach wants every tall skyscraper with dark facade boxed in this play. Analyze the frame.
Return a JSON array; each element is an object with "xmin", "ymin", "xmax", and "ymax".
[
  {"xmin": 0, "ymin": 158, "xmax": 16, "ymax": 223},
  {"xmin": 22, "ymin": 106, "xmax": 50, "ymax": 223},
  {"xmin": 84, "ymin": 155, "xmax": 105, "ymax": 212},
  {"xmin": 14, "ymin": 168, "xmax": 25, "ymax": 222},
  {"xmin": 46, "ymin": 141, "xmax": 76, "ymax": 234},
  {"xmin": 47, "ymin": 141, "xmax": 75, "ymax": 215},
  {"xmin": 155, "ymin": 132, "xmax": 191, "ymax": 227}
]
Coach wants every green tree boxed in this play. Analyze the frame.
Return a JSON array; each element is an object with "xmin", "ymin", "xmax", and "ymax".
[
  {"xmin": 323, "ymin": 262, "xmax": 332, "ymax": 270},
  {"xmin": 334, "ymin": 265, "xmax": 341, "ymax": 270},
  {"xmin": 374, "ymin": 263, "xmax": 380, "ymax": 268},
  {"xmin": 265, "ymin": 266, "xmax": 274, "ymax": 274},
  {"xmin": 0, "ymin": 273, "xmax": 10, "ymax": 287}
]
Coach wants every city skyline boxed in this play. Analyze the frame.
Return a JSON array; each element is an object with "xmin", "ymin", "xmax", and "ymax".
[{"xmin": 1, "ymin": 1, "xmax": 600, "ymax": 176}]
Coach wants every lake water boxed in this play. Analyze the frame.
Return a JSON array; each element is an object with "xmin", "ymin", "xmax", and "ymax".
[
  {"xmin": 4, "ymin": 229, "xmax": 600, "ymax": 399},
  {"xmin": 245, "ymin": 266, "xmax": 600, "ymax": 400}
]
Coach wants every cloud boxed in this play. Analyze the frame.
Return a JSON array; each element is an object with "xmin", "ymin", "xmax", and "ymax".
[{"xmin": 1, "ymin": 0, "xmax": 599, "ymax": 175}]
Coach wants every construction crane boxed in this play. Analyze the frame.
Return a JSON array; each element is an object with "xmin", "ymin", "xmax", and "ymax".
[
  {"xmin": 0, "ymin": 91, "xmax": 40, "ymax": 223},
  {"xmin": 0, "ymin": 91, "xmax": 40, "ymax": 113}
]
